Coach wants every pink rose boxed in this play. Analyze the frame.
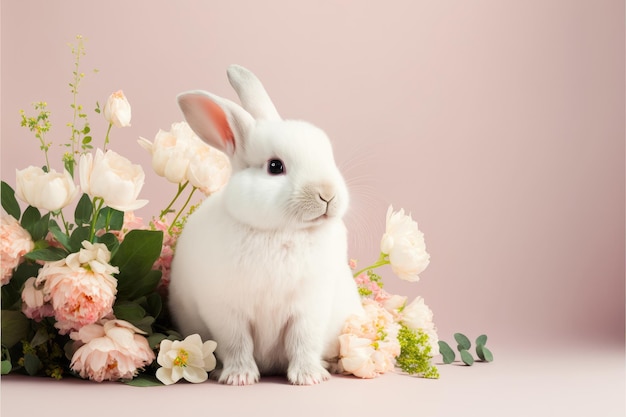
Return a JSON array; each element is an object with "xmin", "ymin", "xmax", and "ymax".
[
  {"xmin": 70, "ymin": 319, "xmax": 155, "ymax": 382},
  {"xmin": 1, "ymin": 213, "xmax": 34, "ymax": 285}
]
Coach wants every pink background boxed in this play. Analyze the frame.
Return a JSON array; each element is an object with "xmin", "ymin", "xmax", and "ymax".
[{"xmin": 1, "ymin": 0, "xmax": 623, "ymax": 373}]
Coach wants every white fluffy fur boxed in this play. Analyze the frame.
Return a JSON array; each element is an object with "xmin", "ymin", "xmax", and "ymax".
[{"xmin": 169, "ymin": 65, "xmax": 363, "ymax": 385}]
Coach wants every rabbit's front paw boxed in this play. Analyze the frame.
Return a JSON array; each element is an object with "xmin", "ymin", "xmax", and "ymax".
[
  {"xmin": 287, "ymin": 362, "xmax": 330, "ymax": 385},
  {"xmin": 218, "ymin": 366, "xmax": 260, "ymax": 386}
]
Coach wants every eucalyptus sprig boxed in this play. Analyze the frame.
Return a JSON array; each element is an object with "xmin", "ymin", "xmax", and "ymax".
[{"xmin": 438, "ymin": 333, "xmax": 494, "ymax": 366}]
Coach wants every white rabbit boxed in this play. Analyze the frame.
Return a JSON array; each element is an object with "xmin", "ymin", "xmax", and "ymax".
[{"xmin": 168, "ymin": 65, "xmax": 363, "ymax": 385}]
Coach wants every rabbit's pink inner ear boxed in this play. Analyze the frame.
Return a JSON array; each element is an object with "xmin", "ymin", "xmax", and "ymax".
[{"xmin": 203, "ymin": 99, "xmax": 236, "ymax": 152}]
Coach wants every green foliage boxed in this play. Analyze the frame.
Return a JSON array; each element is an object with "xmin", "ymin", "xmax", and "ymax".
[
  {"xmin": 1, "ymin": 181, "xmax": 21, "ymax": 220},
  {"xmin": 396, "ymin": 326, "xmax": 439, "ymax": 379},
  {"xmin": 437, "ymin": 340, "xmax": 455, "ymax": 364},
  {"xmin": 439, "ymin": 332, "xmax": 494, "ymax": 366}
]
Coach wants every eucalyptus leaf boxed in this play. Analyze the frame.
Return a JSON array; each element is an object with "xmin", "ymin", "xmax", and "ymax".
[
  {"xmin": 476, "ymin": 344, "xmax": 494, "ymax": 362},
  {"xmin": 438, "ymin": 341, "xmax": 456, "ymax": 364},
  {"xmin": 1, "ymin": 310, "xmax": 30, "ymax": 348},
  {"xmin": 476, "ymin": 334, "xmax": 488, "ymax": 347},
  {"xmin": 123, "ymin": 374, "xmax": 163, "ymax": 387},
  {"xmin": 460, "ymin": 349, "xmax": 474, "ymax": 366},
  {"xmin": 1, "ymin": 181, "xmax": 21, "ymax": 220},
  {"xmin": 454, "ymin": 333, "xmax": 471, "ymax": 351},
  {"xmin": 74, "ymin": 193, "xmax": 93, "ymax": 226}
]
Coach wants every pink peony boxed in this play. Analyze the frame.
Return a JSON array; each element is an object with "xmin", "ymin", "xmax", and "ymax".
[
  {"xmin": 0, "ymin": 213, "xmax": 34, "ymax": 285},
  {"xmin": 36, "ymin": 241, "xmax": 118, "ymax": 334},
  {"xmin": 21, "ymin": 277, "xmax": 54, "ymax": 321},
  {"xmin": 338, "ymin": 334, "xmax": 377, "ymax": 378},
  {"xmin": 70, "ymin": 319, "xmax": 155, "ymax": 382}
]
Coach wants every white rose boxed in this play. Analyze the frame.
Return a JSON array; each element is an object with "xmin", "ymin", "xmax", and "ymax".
[
  {"xmin": 79, "ymin": 149, "xmax": 148, "ymax": 212},
  {"xmin": 103, "ymin": 90, "xmax": 131, "ymax": 127},
  {"xmin": 15, "ymin": 166, "xmax": 79, "ymax": 212},
  {"xmin": 380, "ymin": 205, "xmax": 430, "ymax": 282}
]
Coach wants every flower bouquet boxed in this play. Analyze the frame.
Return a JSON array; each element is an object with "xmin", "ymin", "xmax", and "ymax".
[{"xmin": 1, "ymin": 36, "xmax": 440, "ymax": 385}]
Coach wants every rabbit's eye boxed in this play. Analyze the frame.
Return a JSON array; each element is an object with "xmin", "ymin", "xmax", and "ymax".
[{"xmin": 267, "ymin": 159, "xmax": 285, "ymax": 175}]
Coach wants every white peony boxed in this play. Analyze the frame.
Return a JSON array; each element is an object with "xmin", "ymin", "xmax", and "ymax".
[
  {"xmin": 15, "ymin": 166, "xmax": 79, "ymax": 212},
  {"xmin": 380, "ymin": 205, "xmax": 430, "ymax": 282},
  {"xmin": 139, "ymin": 121, "xmax": 230, "ymax": 194},
  {"xmin": 79, "ymin": 149, "xmax": 148, "ymax": 211}
]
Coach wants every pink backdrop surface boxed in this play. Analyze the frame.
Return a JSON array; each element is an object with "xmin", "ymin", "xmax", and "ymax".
[{"xmin": 1, "ymin": 0, "xmax": 623, "ymax": 360}]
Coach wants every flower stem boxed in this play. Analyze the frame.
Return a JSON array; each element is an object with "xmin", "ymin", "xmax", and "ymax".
[
  {"xmin": 352, "ymin": 253, "xmax": 390, "ymax": 277},
  {"xmin": 103, "ymin": 122, "xmax": 113, "ymax": 151},
  {"xmin": 169, "ymin": 186, "xmax": 197, "ymax": 234},
  {"xmin": 159, "ymin": 181, "xmax": 189, "ymax": 219},
  {"xmin": 89, "ymin": 197, "xmax": 104, "ymax": 242}
]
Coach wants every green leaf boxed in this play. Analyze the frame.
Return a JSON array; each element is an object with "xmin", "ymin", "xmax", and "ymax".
[
  {"xmin": 113, "ymin": 301, "xmax": 146, "ymax": 322},
  {"xmin": 30, "ymin": 212, "xmax": 51, "ymax": 241},
  {"xmin": 147, "ymin": 333, "xmax": 168, "ymax": 349},
  {"xmin": 112, "ymin": 230, "xmax": 163, "ymax": 299},
  {"xmin": 1, "ymin": 360, "xmax": 11, "ymax": 375},
  {"xmin": 48, "ymin": 219, "xmax": 71, "ymax": 251},
  {"xmin": 96, "ymin": 232, "xmax": 120, "ymax": 256},
  {"xmin": 21, "ymin": 206, "xmax": 41, "ymax": 232},
  {"xmin": 24, "ymin": 353, "xmax": 41, "ymax": 376},
  {"xmin": 123, "ymin": 374, "xmax": 164, "ymax": 387},
  {"xmin": 74, "ymin": 193, "xmax": 93, "ymax": 226},
  {"xmin": 69, "ymin": 226, "xmax": 91, "ymax": 252},
  {"xmin": 454, "ymin": 333, "xmax": 471, "ymax": 351},
  {"xmin": 144, "ymin": 293, "xmax": 162, "ymax": 318},
  {"xmin": 1, "ymin": 181, "xmax": 21, "ymax": 220},
  {"xmin": 460, "ymin": 349, "xmax": 474, "ymax": 366},
  {"xmin": 476, "ymin": 345, "xmax": 494, "ymax": 362},
  {"xmin": 1, "ymin": 310, "xmax": 30, "ymax": 349},
  {"xmin": 30, "ymin": 326, "xmax": 50, "ymax": 348},
  {"xmin": 438, "ymin": 341, "xmax": 456, "ymax": 364},
  {"xmin": 2, "ymin": 262, "xmax": 41, "ymax": 310},
  {"xmin": 476, "ymin": 334, "xmax": 488, "ymax": 347},
  {"xmin": 25, "ymin": 247, "xmax": 68, "ymax": 262},
  {"xmin": 96, "ymin": 207, "xmax": 124, "ymax": 231}
]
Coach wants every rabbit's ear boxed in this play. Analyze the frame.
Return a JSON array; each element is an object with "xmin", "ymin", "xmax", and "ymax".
[
  {"xmin": 177, "ymin": 91, "xmax": 253, "ymax": 156},
  {"xmin": 227, "ymin": 65, "xmax": 281, "ymax": 121}
]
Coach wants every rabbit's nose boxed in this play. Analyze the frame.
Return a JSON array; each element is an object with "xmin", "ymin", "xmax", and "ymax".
[{"xmin": 318, "ymin": 183, "xmax": 336, "ymax": 206}]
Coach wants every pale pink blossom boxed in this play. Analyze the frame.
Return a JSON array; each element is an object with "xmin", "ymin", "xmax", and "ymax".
[
  {"xmin": 338, "ymin": 334, "xmax": 377, "ymax": 378},
  {"xmin": 21, "ymin": 277, "xmax": 54, "ymax": 321},
  {"xmin": 340, "ymin": 299, "xmax": 401, "ymax": 378},
  {"xmin": 36, "ymin": 241, "xmax": 118, "ymax": 334},
  {"xmin": 0, "ymin": 213, "xmax": 34, "ymax": 285},
  {"xmin": 70, "ymin": 319, "xmax": 155, "ymax": 382}
]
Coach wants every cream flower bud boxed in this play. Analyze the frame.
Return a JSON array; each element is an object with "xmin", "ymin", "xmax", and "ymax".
[
  {"xmin": 15, "ymin": 166, "xmax": 79, "ymax": 212},
  {"xmin": 103, "ymin": 90, "xmax": 131, "ymax": 127}
]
